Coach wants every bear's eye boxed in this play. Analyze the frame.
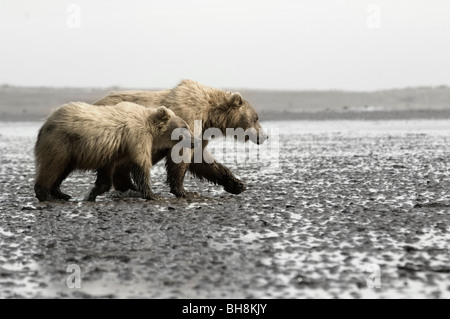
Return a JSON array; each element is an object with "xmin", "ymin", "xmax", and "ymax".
[{"xmin": 255, "ymin": 115, "xmax": 259, "ymax": 122}]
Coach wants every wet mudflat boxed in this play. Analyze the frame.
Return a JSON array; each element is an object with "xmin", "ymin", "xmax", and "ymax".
[{"xmin": 0, "ymin": 120, "xmax": 449, "ymax": 298}]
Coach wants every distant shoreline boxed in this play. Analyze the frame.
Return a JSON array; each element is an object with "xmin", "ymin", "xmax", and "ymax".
[
  {"xmin": 1, "ymin": 85, "xmax": 450, "ymax": 121},
  {"xmin": 259, "ymin": 109, "xmax": 450, "ymax": 121},
  {"xmin": 3, "ymin": 109, "xmax": 450, "ymax": 122}
]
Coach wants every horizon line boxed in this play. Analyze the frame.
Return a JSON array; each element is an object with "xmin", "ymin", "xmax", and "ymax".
[{"xmin": 1, "ymin": 83, "xmax": 449, "ymax": 94}]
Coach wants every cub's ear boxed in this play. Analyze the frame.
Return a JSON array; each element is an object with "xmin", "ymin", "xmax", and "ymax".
[
  {"xmin": 155, "ymin": 106, "xmax": 171, "ymax": 123},
  {"xmin": 229, "ymin": 93, "xmax": 243, "ymax": 108},
  {"xmin": 151, "ymin": 106, "xmax": 172, "ymax": 131}
]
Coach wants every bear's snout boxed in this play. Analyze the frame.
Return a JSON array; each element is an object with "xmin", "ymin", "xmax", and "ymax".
[
  {"xmin": 246, "ymin": 127, "xmax": 269, "ymax": 145},
  {"xmin": 256, "ymin": 129, "xmax": 269, "ymax": 145}
]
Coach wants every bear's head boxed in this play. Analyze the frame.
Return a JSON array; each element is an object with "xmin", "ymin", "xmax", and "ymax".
[
  {"xmin": 217, "ymin": 92, "xmax": 268, "ymax": 145},
  {"xmin": 152, "ymin": 106, "xmax": 195, "ymax": 150}
]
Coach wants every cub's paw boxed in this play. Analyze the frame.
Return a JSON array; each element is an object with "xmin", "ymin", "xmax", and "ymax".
[
  {"xmin": 145, "ymin": 193, "xmax": 163, "ymax": 200},
  {"xmin": 170, "ymin": 188, "xmax": 199, "ymax": 198},
  {"xmin": 35, "ymin": 185, "xmax": 54, "ymax": 202},
  {"xmin": 183, "ymin": 191, "xmax": 200, "ymax": 198},
  {"xmin": 223, "ymin": 179, "xmax": 246, "ymax": 195}
]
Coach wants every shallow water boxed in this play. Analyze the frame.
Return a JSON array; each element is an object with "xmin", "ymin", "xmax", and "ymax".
[{"xmin": 0, "ymin": 120, "xmax": 449, "ymax": 298}]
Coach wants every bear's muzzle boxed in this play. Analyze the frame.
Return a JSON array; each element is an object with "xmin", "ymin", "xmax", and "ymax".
[{"xmin": 256, "ymin": 128, "xmax": 269, "ymax": 145}]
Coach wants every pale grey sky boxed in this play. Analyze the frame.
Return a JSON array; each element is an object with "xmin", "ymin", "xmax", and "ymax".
[{"xmin": 1, "ymin": 0, "xmax": 449, "ymax": 90}]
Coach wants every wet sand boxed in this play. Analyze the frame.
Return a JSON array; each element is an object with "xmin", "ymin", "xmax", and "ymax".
[{"xmin": 0, "ymin": 120, "xmax": 449, "ymax": 298}]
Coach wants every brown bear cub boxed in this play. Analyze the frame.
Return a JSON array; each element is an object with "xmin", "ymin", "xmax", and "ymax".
[
  {"xmin": 94, "ymin": 80, "xmax": 268, "ymax": 198},
  {"xmin": 34, "ymin": 102, "xmax": 193, "ymax": 202}
]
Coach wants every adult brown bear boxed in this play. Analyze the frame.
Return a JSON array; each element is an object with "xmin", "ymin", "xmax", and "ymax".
[
  {"xmin": 34, "ymin": 102, "xmax": 193, "ymax": 202},
  {"xmin": 94, "ymin": 80, "xmax": 268, "ymax": 198}
]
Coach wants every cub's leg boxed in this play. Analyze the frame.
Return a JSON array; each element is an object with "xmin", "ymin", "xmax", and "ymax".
[
  {"xmin": 111, "ymin": 149, "xmax": 168, "ymax": 192},
  {"xmin": 35, "ymin": 154, "xmax": 72, "ymax": 201},
  {"xmin": 165, "ymin": 156, "xmax": 192, "ymax": 198},
  {"xmin": 131, "ymin": 163, "xmax": 161, "ymax": 200},
  {"xmin": 34, "ymin": 184, "xmax": 53, "ymax": 202},
  {"xmin": 111, "ymin": 163, "xmax": 136, "ymax": 192},
  {"xmin": 86, "ymin": 167, "xmax": 113, "ymax": 201}
]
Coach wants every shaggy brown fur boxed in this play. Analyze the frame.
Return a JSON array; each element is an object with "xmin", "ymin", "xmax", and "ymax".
[
  {"xmin": 94, "ymin": 80, "xmax": 268, "ymax": 197},
  {"xmin": 34, "ymin": 102, "xmax": 192, "ymax": 202}
]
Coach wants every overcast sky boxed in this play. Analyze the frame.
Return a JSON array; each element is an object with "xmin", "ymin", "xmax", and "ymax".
[{"xmin": 1, "ymin": 0, "xmax": 449, "ymax": 90}]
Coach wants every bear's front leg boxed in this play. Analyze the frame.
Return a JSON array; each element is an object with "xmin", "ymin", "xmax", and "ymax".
[
  {"xmin": 189, "ymin": 148, "xmax": 246, "ymax": 195},
  {"xmin": 130, "ymin": 163, "xmax": 162, "ymax": 200},
  {"xmin": 85, "ymin": 167, "xmax": 113, "ymax": 201}
]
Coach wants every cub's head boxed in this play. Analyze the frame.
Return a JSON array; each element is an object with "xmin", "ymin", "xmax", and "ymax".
[
  {"xmin": 217, "ymin": 92, "xmax": 268, "ymax": 145},
  {"xmin": 151, "ymin": 106, "xmax": 195, "ymax": 149}
]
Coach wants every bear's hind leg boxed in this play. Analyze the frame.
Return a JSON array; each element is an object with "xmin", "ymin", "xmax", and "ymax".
[
  {"xmin": 50, "ymin": 163, "xmax": 74, "ymax": 201},
  {"xmin": 86, "ymin": 167, "xmax": 113, "ymax": 201},
  {"xmin": 35, "ymin": 156, "xmax": 68, "ymax": 202},
  {"xmin": 34, "ymin": 183, "xmax": 54, "ymax": 202}
]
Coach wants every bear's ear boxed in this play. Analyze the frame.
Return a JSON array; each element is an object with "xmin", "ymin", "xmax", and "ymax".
[{"xmin": 229, "ymin": 93, "xmax": 243, "ymax": 108}]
